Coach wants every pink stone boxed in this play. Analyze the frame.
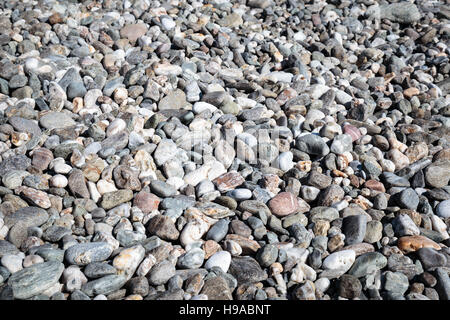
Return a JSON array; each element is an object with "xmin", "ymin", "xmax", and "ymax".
[
  {"xmin": 133, "ymin": 191, "xmax": 160, "ymax": 214},
  {"xmin": 120, "ymin": 23, "xmax": 148, "ymax": 42},
  {"xmin": 344, "ymin": 125, "xmax": 362, "ymax": 142},
  {"xmin": 17, "ymin": 186, "xmax": 51, "ymax": 209},
  {"xmin": 268, "ymin": 192, "xmax": 300, "ymax": 217},
  {"xmin": 213, "ymin": 172, "xmax": 245, "ymax": 192}
]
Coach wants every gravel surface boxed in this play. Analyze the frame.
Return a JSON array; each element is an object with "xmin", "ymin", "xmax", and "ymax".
[{"xmin": 0, "ymin": 0, "xmax": 448, "ymax": 300}]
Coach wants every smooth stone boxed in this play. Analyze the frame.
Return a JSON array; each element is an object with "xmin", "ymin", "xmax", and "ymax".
[
  {"xmin": 348, "ymin": 252, "xmax": 388, "ymax": 278},
  {"xmin": 148, "ymin": 260, "xmax": 176, "ymax": 285},
  {"xmin": 206, "ymin": 219, "xmax": 229, "ymax": 242},
  {"xmin": 7, "ymin": 261, "xmax": 64, "ymax": 299},
  {"xmin": 436, "ymin": 200, "xmax": 450, "ymax": 218},
  {"xmin": 204, "ymin": 251, "xmax": 232, "ymax": 273},
  {"xmin": 397, "ymin": 235, "xmax": 441, "ymax": 253},
  {"xmin": 100, "ymin": 190, "xmax": 134, "ymax": 210},
  {"xmin": 149, "ymin": 180, "xmax": 177, "ymax": 198},
  {"xmin": 396, "ymin": 188, "xmax": 419, "ymax": 211},
  {"xmin": 65, "ymin": 242, "xmax": 113, "ymax": 266},
  {"xmin": 342, "ymin": 215, "xmax": 367, "ymax": 245},
  {"xmin": 177, "ymin": 248, "xmax": 205, "ymax": 269},
  {"xmin": 1, "ymin": 255, "xmax": 23, "ymax": 274},
  {"xmin": 330, "ymin": 134, "xmax": 353, "ymax": 155},
  {"xmin": 113, "ymin": 245, "xmax": 145, "ymax": 280},
  {"xmin": 434, "ymin": 267, "xmax": 450, "ymax": 300},
  {"xmin": 268, "ymin": 192, "xmax": 300, "ymax": 217},
  {"xmin": 39, "ymin": 112, "xmax": 76, "ymax": 130},
  {"xmin": 81, "ymin": 275, "xmax": 127, "ymax": 297},
  {"xmin": 295, "ymin": 134, "xmax": 330, "ymax": 157},
  {"xmin": 322, "ymin": 250, "xmax": 356, "ymax": 275},
  {"xmin": 84, "ymin": 262, "xmax": 117, "ymax": 279}
]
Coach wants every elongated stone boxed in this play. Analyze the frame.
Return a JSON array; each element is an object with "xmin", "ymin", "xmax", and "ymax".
[
  {"xmin": 65, "ymin": 242, "xmax": 113, "ymax": 266},
  {"xmin": 8, "ymin": 261, "xmax": 64, "ymax": 299}
]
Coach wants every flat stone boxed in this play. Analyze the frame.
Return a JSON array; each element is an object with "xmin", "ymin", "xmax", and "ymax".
[
  {"xmin": 100, "ymin": 190, "xmax": 134, "ymax": 210},
  {"xmin": 213, "ymin": 172, "xmax": 245, "ymax": 192},
  {"xmin": 120, "ymin": 23, "xmax": 148, "ymax": 42},
  {"xmin": 65, "ymin": 242, "xmax": 113, "ymax": 266},
  {"xmin": 397, "ymin": 235, "xmax": 441, "ymax": 253},
  {"xmin": 81, "ymin": 275, "xmax": 127, "ymax": 296},
  {"xmin": 0, "ymin": 155, "xmax": 31, "ymax": 176},
  {"xmin": 68, "ymin": 169, "xmax": 90, "ymax": 199},
  {"xmin": 228, "ymin": 256, "xmax": 267, "ymax": 284},
  {"xmin": 7, "ymin": 261, "xmax": 64, "ymax": 299},
  {"xmin": 39, "ymin": 112, "xmax": 76, "ymax": 130}
]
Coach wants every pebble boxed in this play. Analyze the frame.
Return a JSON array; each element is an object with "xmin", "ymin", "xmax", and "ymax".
[
  {"xmin": 322, "ymin": 250, "xmax": 356, "ymax": 276},
  {"xmin": 7, "ymin": 261, "xmax": 64, "ymax": 299},
  {"xmin": 268, "ymin": 192, "xmax": 300, "ymax": 217},
  {"xmin": 0, "ymin": 0, "xmax": 446, "ymax": 301},
  {"xmin": 65, "ymin": 242, "xmax": 113, "ymax": 266},
  {"xmin": 383, "ymin": 271, "xmax": 409, "ymax": 296},
  {"xmin": 436, "ymin": 200, "xmax": 450, "ymax": 219},
  {"xmin": 204, "ymin": 251, "xmax": 232, "ymax": 273},
  {"xmin": 228, "ymin": 256, "xmax": 267, "ymax": 284},
  {"xmin": 348, "ymin": 252, "xmax": 388, "ymax": 278},
  {"xmin": 113, "ymin": 245, "xmax": 145, "ymax": 280},
  {"xmin": 147, "ymin": 260, "xmax": 176, "ymax": 286},
  {"xmin": 342, "ymin": 215, "xmax": 367, "ymax": 245},
  {"xmin": 397, "ymin": 236, "xmax": 441, "ymax": 253}
]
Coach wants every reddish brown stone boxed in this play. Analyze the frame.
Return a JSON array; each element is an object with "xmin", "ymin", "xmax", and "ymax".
[
  {"xmin": 268, "ymin": 192, "xmax": 300, "ymax": 217},
  {"xmin": 147, "ymin": 215, "xmax": 179, "ymax": 241},
  {"xmin": 48, "ymin": 12, "xmax": 63, "ymax": 25},
  {"xmin": 364, "ymin": 179, "xmax": 385, "ymax": 193},
  {"xmin": 32, "ymin": 148, "xmax": 53, "ymax": 171},
  {"xmin": 225, "ymin": 234, "xmax": 260, "ymax": 255},
  {"xmin": 349, "ymin": 174, "xmax": 360, "ymax": 188},
  {"xmin": 213, "ymin": 172, "xmax": 245, "ymax": 192},
  {"xmin": 397, "ymin": 235, "xmax": 441, "ymax": 253},
  {"xmin": 133, "ymin": 191, "xmax": 160, "ymax": 214}
]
